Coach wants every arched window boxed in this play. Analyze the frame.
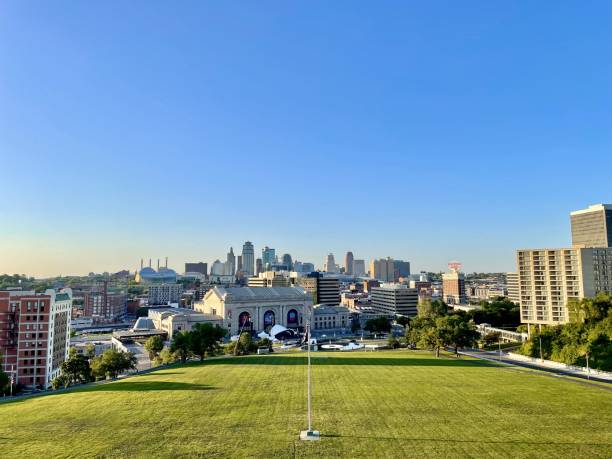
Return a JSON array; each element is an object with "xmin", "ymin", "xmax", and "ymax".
[
  {"xmin": 287, "ymin": 309, "xmax": 298, "ymax": 327},
  {"xmin": 238, "ymin": 311, "xmax": 252, "ymax": 330},
  {"xmin": 263, "ymin": 310, "xmax": 275, "ymax": 329}
]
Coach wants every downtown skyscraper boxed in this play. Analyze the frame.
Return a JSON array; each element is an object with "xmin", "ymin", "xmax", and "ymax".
[{"xmin": 241, "ymin": 242, "xmax": 255, "ymax": 276}]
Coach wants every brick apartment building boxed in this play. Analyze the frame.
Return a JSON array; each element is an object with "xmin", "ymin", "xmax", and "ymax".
[
  {"xmin": 82, "ymin": 281, "xmax": 127, "ymax": 323},
  {"xmin": 0, "ymin": 288, "xmax": 72, "ymax": 389}
]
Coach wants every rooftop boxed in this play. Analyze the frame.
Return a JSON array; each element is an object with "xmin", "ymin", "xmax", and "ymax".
[
  {"xmin": 570, "ymin": 204, "xmax": 612, "ymax": 216},
  {"xmin": 209, "ymin": 286, "xmax": 310, "ymax": 301}
]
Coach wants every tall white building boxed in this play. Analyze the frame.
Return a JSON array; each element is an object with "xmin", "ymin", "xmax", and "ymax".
[
  {"xmin": 211, "ymin": 259, "xmax": 225, "ymax": 276},
  {"xmin": 324, "ymin": 253, "xmax": 338, "ymax": 273},
  {"xmin": 517, "ymin": 247, "xmax": 612, "ymax": 326},
  {"xmin": 226, "ymin": 247, "xmax": 236, "ymax": 276}
]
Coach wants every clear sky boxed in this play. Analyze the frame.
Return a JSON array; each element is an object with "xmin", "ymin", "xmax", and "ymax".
[{"xmin": 1, "ymin": 1, "xmax": 611, "ymax": 278}]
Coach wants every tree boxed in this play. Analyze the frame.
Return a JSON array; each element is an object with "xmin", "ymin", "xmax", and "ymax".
[
  {"xmin": 171, "ymin": 331, "xmax": 191, "ymax": 363},
  {"xmin": 60, "ymin": 348, "xmax": 93, "ymax": 385},
  {"xmin": 154, "ymin": 347, "xmax": 179, "ymax": 366},
  {"xmin": 468, "ymin": 297, "xmax": 520, "ymax": 328},
  {"xmin": 387, "ymin": 335, "xmax": 400, "ymax": 349},
  {"xmin": 84, "ymin": 343, "xmax": 96, "ymax": 360},
  {"xmin": 237, "ymin": 332, "xmax": 255, "ymax": 355},
  {"xmin": 51, "ymin": 374, "xmax": 70, "ymax": 390},
  {"xmin": 417, "ymin": 299, "xmax": 448, "ymax": 318},
  {"xmin": 364, "ymin": 317, "xmax": 391, "ymax": 334},
  {"xmin": 350, "ymin": 319, "xmax": 361, "ymax": 334},
  {"xmin": 395, "ymin": 316, "xmax": 411, "ymax": 327},
  {"xmin": 419, "ymin": 319, "xmax": 447, "ymax": 357},
  {"xmin": 569, "ymin": 292, "xmax": 612, "ymax": 324},
  {"xmin": 144, "ymin": 335, "xmax": 164, "ymax": 361},
  {"xmin": 91, "ymin": 349, "xmax": 137, "ymax": 380},
  {"xmin": 440, "ymin": 315, "xmax": 479, "ymax": 356},
  {"xmin": 405, "ymin": 316, "xmax": 433, "ymax": 348},
  {"xmin": 189, "ymin": 323, "xmax": 227, "ymax": 361}
]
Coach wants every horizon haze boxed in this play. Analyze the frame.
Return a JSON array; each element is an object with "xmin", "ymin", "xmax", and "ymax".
[{"xmin": 1, "ymin": 2, "xmax": 611, "ymax": 277}]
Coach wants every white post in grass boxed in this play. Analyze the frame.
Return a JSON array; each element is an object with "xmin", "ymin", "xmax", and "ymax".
[{"xmin": 300, "ymin": 306, "xmax": 320, "ymax": 441}]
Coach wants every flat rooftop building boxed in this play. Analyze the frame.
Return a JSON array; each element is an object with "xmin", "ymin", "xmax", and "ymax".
[
  {"xmin": 516, "ymin": 247, "xmax": 612, "ymax": 325},
  {"xmin": 570, "ymin": 204, "xmax": 612, "ymax": 248},
  {"xmin": 371, "ymin": 284, "xmax": 418, "ymax": 317}
]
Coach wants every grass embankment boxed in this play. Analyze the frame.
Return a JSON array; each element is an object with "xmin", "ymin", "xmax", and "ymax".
[{"xmin": 2, "ymin": 351, "xmax": 611, "ymax": 458}]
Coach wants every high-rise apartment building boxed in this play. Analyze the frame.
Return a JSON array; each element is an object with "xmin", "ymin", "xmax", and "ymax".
[
  {"xmin": 262, "ymin": 247, "xmax": 276, "ymax": 271},
  {"xmin": 353, "ymin": 259, "xmax": 366, "ymax": 277},
  {"xmin": 371, "ymin": 284, "xmax": 418, "ymax": 317},
  {"xmin": 570, "ymin": 204, "xmax": 612, "ymax": 248},
  {"xmin": 148, "ymin": 284, "xmax": 183, "ymax": 306},
  {"xmin": 442, "ymin": 269, "xmax": 466, "ymax": 305},
  {"xmin": 185, "ymin": 262, "xmax": 207, "ymax": 276},
  {"xmin": 297, "ymin": 272, "xmax": 341, "ymax": 305},
  {"xmin": 517, "ymin": 247, "xmax": 612, "ymax": 325},
  {"xmin": 345, "ymin": 252, "xmax": 354, "ymax": 275},
  {"xmin": 370, "ymin": 258, "xmax": 395, "ymax": 282},
  {"xmin": 83, "ymin": 291, "xmax": 126, "ymax": 322},
  {"xmin": 242, "ymin": 242, "xmax": 255, "ymax": 276},
  {"xmin": 0, "ymin": 288, "xmax": 72, "ymax": 389},
  {"xmin": 516, "ymin": 204, "xmax": 612, "ymax": 327},
  {"xmin": 506, "ymin": 272, "xmax": 520, "ymax": 304}
]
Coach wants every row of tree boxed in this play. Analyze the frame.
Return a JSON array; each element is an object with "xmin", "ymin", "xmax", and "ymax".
[
  {"xmin": 519, "ymin": 293, "xmax": 612, "ymax": 371},
  {"xmin": 52, "ymin": 347, "xmax": 137, "ymax": 389}
]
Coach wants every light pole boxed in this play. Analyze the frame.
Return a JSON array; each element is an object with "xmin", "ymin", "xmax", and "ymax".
[
  {"xmin": 539, "ymin": 335, "xmax": 543, "ymax": 362},
  {"xmin": 300, "ymin": 305, "xmax": 320, "ymax": 441}
]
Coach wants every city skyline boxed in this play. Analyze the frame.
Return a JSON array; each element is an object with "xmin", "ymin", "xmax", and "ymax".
[
  {"xmin": 1, "ymin": 2, "xmax": 612, "ymax": 276},
  {"xmin": 2, "ymin": 207, "xmax": 611, "ymax": 278}
]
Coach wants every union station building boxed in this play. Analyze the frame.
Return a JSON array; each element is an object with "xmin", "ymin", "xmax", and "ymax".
[{"xmin": 195, "ymin": 286, "xmax": 313, "ymax": 335}]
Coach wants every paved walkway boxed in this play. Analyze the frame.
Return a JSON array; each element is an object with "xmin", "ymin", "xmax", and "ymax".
[{"xmin": 459, "ymin": 348, "xmax": 612, "ymax": 389}]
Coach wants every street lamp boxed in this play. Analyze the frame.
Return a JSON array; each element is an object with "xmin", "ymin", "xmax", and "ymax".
[
  {"xmin": 300, "ymin": 304, "xmax": 320, "ymax": 441},
  {"xmin": 539, "ymin": 335, "xmax": 543, "ymax": 362}
]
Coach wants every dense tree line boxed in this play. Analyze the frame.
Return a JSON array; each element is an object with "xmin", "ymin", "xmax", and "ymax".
[
  {"xmin": 405, "ymin": 300, "xmax": 479, "ymax": 357},
  {"xmin": 519, "ymin": 293, "xmax": 612, "ymax": 371},
  {"xmin": 168, "ymin": 323, "xmax": 227, "ymax": 363},
  {"xmin": 52, "ymin": 347, "xmax": 137, "ymax": 389},
  {"xmin": 467, "ymin": 297, "xmax": 520, "ymax": 329}
]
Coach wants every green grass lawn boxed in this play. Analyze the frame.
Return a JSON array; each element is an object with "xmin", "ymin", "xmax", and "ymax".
[{"xmin": 2, "ymin": 350, "xmax": 611, "ymax": 458}]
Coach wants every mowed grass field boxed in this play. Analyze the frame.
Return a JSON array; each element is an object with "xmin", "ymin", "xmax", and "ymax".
[{"xmin": 1, "ymin": 351, "xmax": 611, "ymax": 458}]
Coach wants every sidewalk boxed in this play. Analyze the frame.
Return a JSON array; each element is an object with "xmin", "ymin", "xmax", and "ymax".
[{"xmin": 459, "ymin": 348, "xmax": 612, "ymax": 385}]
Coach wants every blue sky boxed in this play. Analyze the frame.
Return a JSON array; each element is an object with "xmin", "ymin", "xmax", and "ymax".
[{"xmin": 1, "ymin": 1, "xmax": 611, "ymax": 277}]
